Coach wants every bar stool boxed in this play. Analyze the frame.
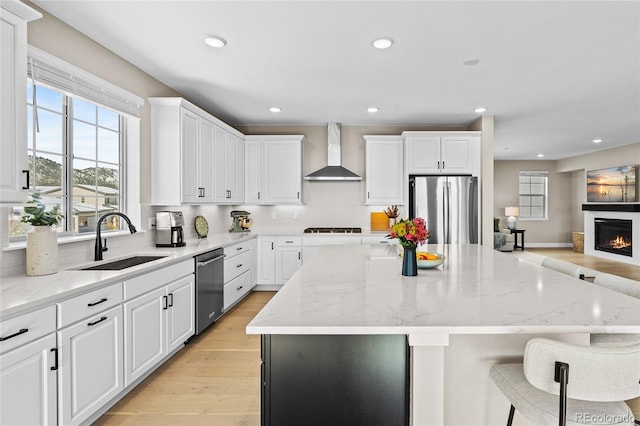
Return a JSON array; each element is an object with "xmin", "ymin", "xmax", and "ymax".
[{"xmin": 490, "ymin": 338, "xmax": 640, "ymax": 425}]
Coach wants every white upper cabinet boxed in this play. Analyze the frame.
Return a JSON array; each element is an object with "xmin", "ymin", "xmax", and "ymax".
[
  {"xmin": 214, "ymin": 128, "xmax": 244, "ymax": 204},
  {"xmin": 364, "ymin": 135, "xmax": 404, "ymax": 204},
  {"xmin": 149, "ymin": 97, "xmax": 244, "ymax": 205},
  {"xmin": 244, "ymin": 135, "xmax": 304, "ymax": 205},
  {"xmin": 0, "ymin": 3, "xmax": 41, "ymax": 204},
  {"xmin": 404, "ymin": 131, "xmax": 480, "ymax": 175}
]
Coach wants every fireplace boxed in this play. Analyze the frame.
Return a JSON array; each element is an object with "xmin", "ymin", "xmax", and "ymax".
[{"xmin": 594, "ymin": 218, "xmax": 632, "ymax": 257}]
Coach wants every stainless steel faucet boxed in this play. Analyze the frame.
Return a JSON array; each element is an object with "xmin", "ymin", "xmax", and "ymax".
[{"xmin": 94, "ymin": 212, "xmax": 137, "ymax": 261}]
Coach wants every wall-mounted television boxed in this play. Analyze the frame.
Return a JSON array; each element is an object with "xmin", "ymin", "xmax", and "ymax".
[{"xmin": 586, "ymin": 165, "xmax": 637, "ymax": 202}]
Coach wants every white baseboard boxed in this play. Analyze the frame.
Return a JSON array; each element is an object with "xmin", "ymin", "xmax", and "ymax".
[
  {"xmin": 254, "ymin": 284, "xmax": 283, "ymax": 291},
  {"xmin": 525, "ymin": 243, "xmax": 573, "ymax": 248}
]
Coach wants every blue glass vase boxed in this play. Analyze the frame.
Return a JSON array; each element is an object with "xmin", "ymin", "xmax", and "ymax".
[{"xmin": 402, "ymin": 245, "xmax": 418, "ymax": 276}]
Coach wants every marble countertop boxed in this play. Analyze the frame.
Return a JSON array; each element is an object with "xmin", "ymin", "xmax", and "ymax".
[
  {"xmin": 246, "ymin": 244, "xmax": 640, "ymax": 335},
  {"xmin": 0, "ymin": 233, "xmax": 256, "ymax": 320}
]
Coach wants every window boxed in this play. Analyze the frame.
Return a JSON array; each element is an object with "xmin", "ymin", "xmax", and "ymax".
[
  {"xmin": 8, "ymin": 46, "xmax": 143, "ymax": 241},
  {"xmin": 519, "ymin": 171, "xmax": 549, "ymax": 220},
  {"xmin": 8, "ymin": 81, "xmax": 124, "ymax": 238}
]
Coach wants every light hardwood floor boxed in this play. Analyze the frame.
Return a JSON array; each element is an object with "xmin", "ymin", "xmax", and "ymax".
[
  {"xmin": 94, "ymin": 291, "xmax": 275, "ymax": 426},
  {"xmin": 95, "ymin": 249, "xmax": 639, "ymax": 425}
]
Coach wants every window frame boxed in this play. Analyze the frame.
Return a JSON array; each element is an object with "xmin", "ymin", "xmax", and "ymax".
[{"xmin": 518, "ymin": 171, "xmax": 549, "ymax": 221}]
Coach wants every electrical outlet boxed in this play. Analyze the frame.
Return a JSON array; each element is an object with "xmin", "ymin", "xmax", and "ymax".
[
  {"xmin": 271, "ymin": 211, "xmax": 277, "ymax": 220},
  {"xmin": 148, "ymin": 217, "xmax": 156, "ymax": 228}
]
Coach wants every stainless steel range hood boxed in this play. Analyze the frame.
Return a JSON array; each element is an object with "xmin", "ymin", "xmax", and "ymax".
[{"xmin": 304, "ymin": 123, "xmax": 361, "ymax": 181}]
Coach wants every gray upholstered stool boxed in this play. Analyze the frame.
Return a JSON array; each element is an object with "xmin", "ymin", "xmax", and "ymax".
[{"xmin": 490, "ymin": 338, "xmax": 640, "ymax": 425}]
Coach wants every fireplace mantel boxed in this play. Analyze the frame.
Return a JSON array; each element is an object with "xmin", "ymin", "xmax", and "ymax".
[{"xmin": 582, "ymin": 203, "xmax": 640, "ymax": 212}]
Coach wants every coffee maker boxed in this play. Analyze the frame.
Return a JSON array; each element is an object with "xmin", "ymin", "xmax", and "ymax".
[
  {"xmin": 156, "ymin": 211, "xmax": 186, "ymax": 247},
  {"xmin": 229, "ymin": 210, "xmax": 252, "ymax": 233}
]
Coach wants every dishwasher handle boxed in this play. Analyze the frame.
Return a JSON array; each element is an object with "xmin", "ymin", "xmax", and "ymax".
[{"xmin": 196, "ymin": 254, "xmax": 226, "ymax": 267}]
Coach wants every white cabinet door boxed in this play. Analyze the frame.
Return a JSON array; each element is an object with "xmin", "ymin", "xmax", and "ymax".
[
  {"xmin": 276, "ymin": 247, "xmax": 302, "ymax": 284},
  {"xmin": 123, "ymin": 287, "xmax": 165, "ymax": 386},
  {"xmin": 233, "ymin": 134, "xmax": 244, "ymax": 203},
  {"xmin": 441, "ymin": 136, "xmax": 473, "ymax": 174},
  {"xmin": 262, "ymin": 138, "xmax": 303, "ymax": 204},
  {"xmin": 406, "ymin": 135, "xmax": 441, "ymax": 174},
  {"xmin": 213, "ymin": 126, "xmax": 227, "ymax": 202},
  {"xmin": 0, "ymin": 5, "xmax": 40, "ymax": 204},
  {"xmin": 199, "ymin": 118, "xmax": 215, "ymax": 201},
  {"xmin": 364, "ymin": 136, "xmax": 403, "ymax": 204},
  {"xmin": 58, "ymin": 305, "xmax": 123, "ymax": 426},
  {"xmin": 181, "ymin": 108, "xmax": 201, "ymax": 203},
  {"xmin": 244, "ymin": 139, "xmax": 262, "ymax": 204},
  {"xmin": 165, "ymin": 275, "xmax": 195, "ymax": 353},
  {"xmin": 0, "ymin": 333, "xmax": 57, "ymax": 426},
  {"xmin": 257, "ymin": 237, "xmax": 276, "ymax": 285}
]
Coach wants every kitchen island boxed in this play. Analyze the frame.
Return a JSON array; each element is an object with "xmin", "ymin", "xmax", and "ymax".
[{"xmin": 246, "ymin": 244, "xmax": 640, "ymax": 426}]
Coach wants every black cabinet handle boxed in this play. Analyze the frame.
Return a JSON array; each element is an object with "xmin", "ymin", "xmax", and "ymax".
[
  {"xmin": 163, "ymin": 295, "xmax": 168, "ymax": 310},
  {"xmin": 87, "ymin": 298, "xmax": 107, "ymax": 307},
  {"xmin": 442, "ymin": 161, "xmax": 445, "ymax": 169},
  {"xmin": 237, "ymin": 247, "xmax": 243, "ymax": 251},
  {"xmin": 297, "ymin": 191, "xmax": 300, "ymax": 199},
  {"xmin": 22, "ymin": 170, "xmax": 30, "ymax": 190},
  {"xmin": 50, "ymin": 348, "xmax": 58, "ymax": 371},
  {"xmin": 87, "ymin": 316, "xmax": 107, "ymax": 326},
  {"xmin": 0, "ymin": 328, "xmax": 28, "ymax": 341},
  {"xmin": 237, "ymin": 285, "xmax": 243, "ymax": 291},
  {"xmin": 258, "ymin": 191, "xmax": 261, "ymax": 200},
  {"xmin": 271, "ymin": 242, "xmax": 274, "ymax": 250},
  {"xmin": 168, "ymin": 293, "xmax": 174, "ymax": 308},
  {"xmin": 298, "ymin": 252, "xmax": 301, "ymax": 260},
  {"xmin": 437, "ymin": 161, "xmax": 440, "ymax": 169},
  {"xmin": 237, "ymin": 263, "xmax": 243, "ymax": 268}
]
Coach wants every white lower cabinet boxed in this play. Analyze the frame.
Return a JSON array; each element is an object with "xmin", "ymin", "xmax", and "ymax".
[
  {"xmin": 124, "ymin": 273, "xmax": 194, "ymax": 387},
  {"xmin": 57, "ymin": 305, "xmax": 124, "ymax": 425},
  {"xmin": 223, "ymin": 239, "xmax": 256, "ymax": 310},
  {"xmin": 275, "ymin": 237, "xmax": 302, "ymax": 285},
  {"xmin": 0, "ymin": 333, "xmax": 57, "ymax": 426}
]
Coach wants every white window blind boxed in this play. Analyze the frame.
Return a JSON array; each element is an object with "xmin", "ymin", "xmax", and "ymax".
[{"xmin": 27, "ymin": 45, "xmax": 144, "ymax": 118}]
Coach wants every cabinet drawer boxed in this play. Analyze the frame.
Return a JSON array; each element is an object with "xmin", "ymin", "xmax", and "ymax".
[
  {"xmin": 223, "ymin": 271, "xmax": 253, "ymax": 310},
  {"xmin": 224, "ymin": 250, "xmax": 252, "ymax": 283},
  {"xmin": 361, "ymin": 235, "xmax": 398, "ymax": 245},
  {"xmin": 0, "ymin": 305, "xmax": 56, "ymax": 355},
  {"xmin": 124, "ymin": 259, "xmax": 193, "ymax": 300},
  {"xmin": 57, "ymin": 282, "xmax": 123, "ymax": 328},
  {"xmin": 276, "ymin": 236, "xmax": 301, "ymax": 247},
  {"xmin": 225, "ymin": 240, "xmax": 251, "ymax": 257}
]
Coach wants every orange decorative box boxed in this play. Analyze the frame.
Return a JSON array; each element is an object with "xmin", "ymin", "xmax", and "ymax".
[{"xmin": 371, "ymin": 212, "xmax": 390, "ymax": 231}]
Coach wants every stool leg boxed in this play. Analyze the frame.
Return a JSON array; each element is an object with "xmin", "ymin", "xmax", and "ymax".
[{"xmin": 507, "ymin": 404, "xmax": 515, "ymax": 426}]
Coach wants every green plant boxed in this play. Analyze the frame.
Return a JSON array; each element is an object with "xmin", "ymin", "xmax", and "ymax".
[{"xmin": 21, "ymin": 193, "xmax": 64, "ymax": 227}]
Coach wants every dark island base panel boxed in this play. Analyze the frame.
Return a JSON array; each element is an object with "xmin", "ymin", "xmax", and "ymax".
[{"xmin": 261, "ymin": 334, "xmax": 410, "ymax": 426}]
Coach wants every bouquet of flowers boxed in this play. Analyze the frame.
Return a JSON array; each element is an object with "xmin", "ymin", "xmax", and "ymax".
[{"xmin": 387, "ymin": 217, "xmax": 429, "ymax": 248}]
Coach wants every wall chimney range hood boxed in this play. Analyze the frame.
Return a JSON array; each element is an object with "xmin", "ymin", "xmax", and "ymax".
[{"xmin": 304, "ymin": 123, "xmax": 361, "ymax": 181}]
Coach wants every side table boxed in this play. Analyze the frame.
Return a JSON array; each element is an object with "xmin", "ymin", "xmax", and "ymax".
[{"xmin": 509, "ymin": 229, "xmax": 526, "ymax": 250}]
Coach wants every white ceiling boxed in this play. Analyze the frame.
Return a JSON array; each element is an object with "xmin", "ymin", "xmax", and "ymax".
[{"xmin": 32, "ymin": 0, "xmax": 640, "ymax": 160}]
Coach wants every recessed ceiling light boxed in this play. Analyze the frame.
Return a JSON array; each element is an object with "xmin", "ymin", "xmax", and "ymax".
[
  {"xmin": 537, "ymin": 154, "xmax": 544, "ymax": 158},
  {"xmin": 269, "ymin": 107, "xmax": 281, "ymax": 113},
  {"xmin": 367, "ymin": 107, "xmax": 379, "ymax": 113},
  {"xmin": 372, "ymin": 38, "xmax": 393, "ymax": 49},
  {"xmin": 592, "ymin": 138, "xmax": 603, "ymax": 143},
  {"xmin": 204, "ymin": 36, "xmax": 227, "ymax": 48},
  {"xmin": 463, "ymin": 58, "xmax": 480, "ymax": 66},
  {"xmin": 474, "ymin": 107, "xmax": 487, "ymax": 113}
]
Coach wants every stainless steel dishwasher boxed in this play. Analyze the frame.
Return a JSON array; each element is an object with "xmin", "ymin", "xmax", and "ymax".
[{"xmin": 194, "ymin": 248, "xmax": 225, "ymax": 335}]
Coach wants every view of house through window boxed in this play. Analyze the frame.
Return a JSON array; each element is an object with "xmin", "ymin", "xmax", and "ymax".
[
  {"xmin": 9, "ymin": 80, "xmax": 123, "ymax": 238},
  {"xmin": 518, "ymin": 171, "xmax": 548, "ymax": 219}
]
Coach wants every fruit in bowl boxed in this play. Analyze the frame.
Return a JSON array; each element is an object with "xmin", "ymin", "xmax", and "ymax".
[{"xmin": 416, "ymin": 252, "xmax": 445, "ymax": 269}]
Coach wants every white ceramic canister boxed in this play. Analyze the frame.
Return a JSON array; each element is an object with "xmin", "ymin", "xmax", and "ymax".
[{"xmin": 26, "ymin": 226, "xmax": 59, "ymax": 276}]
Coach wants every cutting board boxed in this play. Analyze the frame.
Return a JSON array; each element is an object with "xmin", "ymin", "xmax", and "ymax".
[{"xmin": 371, "ymin": 212, "xmax": 390, "ymax": 231}]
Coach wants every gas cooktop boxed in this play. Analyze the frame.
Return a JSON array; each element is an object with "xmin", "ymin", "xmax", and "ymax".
[{"xmin": 303, "ymin": 227, "xmax": 362, "ymax": 234}]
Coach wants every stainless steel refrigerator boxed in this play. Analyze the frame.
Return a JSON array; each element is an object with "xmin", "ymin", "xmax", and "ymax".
[{"xmin": 409, "ymin": 175, "xmax": 479, "ymax": 244}]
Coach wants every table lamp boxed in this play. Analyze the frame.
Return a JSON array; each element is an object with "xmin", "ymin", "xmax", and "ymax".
[{"xmin": 505, "ymin": 207, "xmax": 519, "ymax": 230}]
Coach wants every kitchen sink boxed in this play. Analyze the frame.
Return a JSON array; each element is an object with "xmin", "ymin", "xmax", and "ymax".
[{"xmin": 79, "ymin": 255, "xmax": 167, "ymax": 271}]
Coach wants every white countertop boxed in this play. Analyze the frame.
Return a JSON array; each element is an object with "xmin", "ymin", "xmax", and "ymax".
[
  {"xmin": 246, "ymin": 244, "xmax": 640, "ymax": 335},
  {"xmin": 0, "ymin": 233, "xmax": 256, "ymax": 320}
]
